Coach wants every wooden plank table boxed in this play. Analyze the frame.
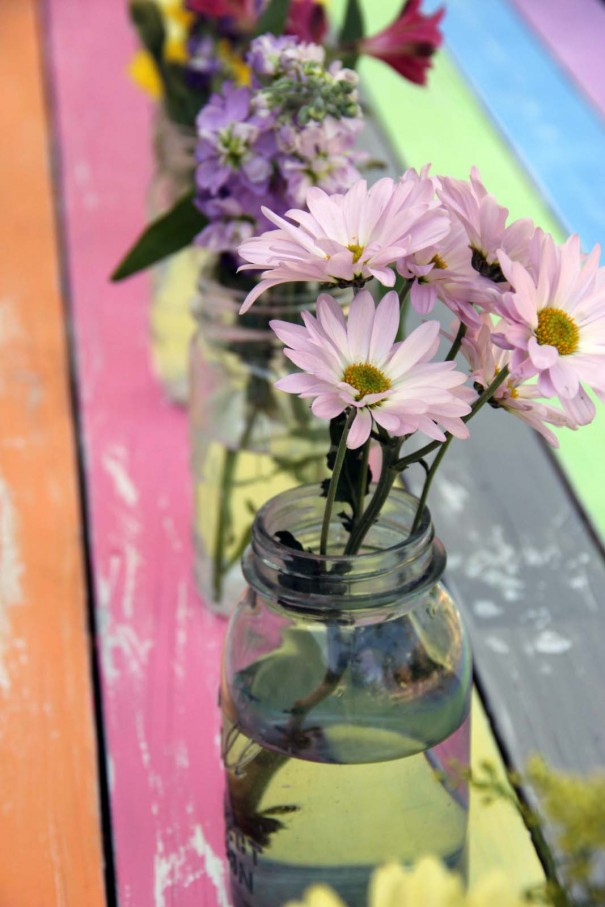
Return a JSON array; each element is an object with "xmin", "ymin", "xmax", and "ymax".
[{"xmin": 1, "ymin": 0, "xmax": 603, "ymax": 903}]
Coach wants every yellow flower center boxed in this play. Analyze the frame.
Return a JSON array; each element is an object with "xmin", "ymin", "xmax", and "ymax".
[
  {"xmin": 342, "ymin": 362, "xmax": 391, "ymax": 400},
  {"xmin": 430, "ymin": 253, "xmax": 447, "ymax": 270},
  {"xmin": 347, "ymin": 243, "xmax": 365, "ymax": 263},
  {"xmin": 535, "ymin": 307, "xmax": 579, "ymax": 356}
]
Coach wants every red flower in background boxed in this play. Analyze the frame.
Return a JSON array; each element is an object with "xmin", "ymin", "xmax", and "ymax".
[
  {"xmin": 359, "ymin": 0, "xmax": 445, "ymax": 85},
  {"xmin": 186, "ymin": 0, "xmax": 327, "ymax": 42},
  {"xmin": 286, "ymin": 0, "xmax": 328, "ymax": 44}
]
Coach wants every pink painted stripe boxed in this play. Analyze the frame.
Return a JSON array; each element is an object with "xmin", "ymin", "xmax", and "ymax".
[
  {"xmin": 45, "ymin": 1, "xmax": 229, "ymax": 904},
  {"xmin": 510, "ymin": 0, "xmax": 605, "ymax": 119}
]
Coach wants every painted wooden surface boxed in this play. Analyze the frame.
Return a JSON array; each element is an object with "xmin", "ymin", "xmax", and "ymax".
[
  {"xmin": 45, "ymin": 3, "xmax": 231, "ymax": 905},
  {"xmin": 511, "ymin": 0, "xmax": 605, "ymax": 120},
  {"xmin": 43, "ymin": 1, "xmax": 553, "ymax": 905},
  {"xmin": 0, "ymin": 1, "xmax": 107, "ymax": 904},
  {"xmin": 39, "ymin": 0, "xmax": 605, "ymax": 903}
]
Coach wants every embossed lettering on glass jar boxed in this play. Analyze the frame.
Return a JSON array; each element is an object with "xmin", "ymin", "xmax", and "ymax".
[
  {"xmin": 220, "ymin": 486, "xmax": 472, "ymax": 907},
  {"xmin": 189, "ymin": 279, "xmax": 335, "ymax": 616}
]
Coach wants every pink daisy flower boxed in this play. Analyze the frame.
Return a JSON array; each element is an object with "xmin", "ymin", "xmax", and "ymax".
[
  {"xmin": 461, "ymin": 315, "xmax": 578, "ymax": 447},
  {"xmin": 269, "ymin": 289, "xmax": 473, "ymax": 449},
  {"xmin": 494, "ymin": 234, "xmax": 605, "ymax": 425},
  {"xmin": 437, "ymin": 167, "xmax": 536, "ymax": 305},
  {"xmin": 237, "ymin": 173, "xmax": 449, "ymax": 313},
  {"xmin": 397, "ymin": 219, "xmax": 486, "ymax": 327}
]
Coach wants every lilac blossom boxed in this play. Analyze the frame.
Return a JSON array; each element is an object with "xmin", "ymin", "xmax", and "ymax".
[{"xmin": 194, "ymin": 35, "xmax": 364, "ymax": 256}]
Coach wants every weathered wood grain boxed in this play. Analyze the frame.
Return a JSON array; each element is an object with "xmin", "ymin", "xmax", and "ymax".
[
  {"xmin": 45, "ymin": 0, "xmax": 547, "ymax": 903},
  {"xmin": 0, "ymin": 1, "xmax": 107, "ymax": 903},
  {"xmin": 45, "ymin": 2, "xmax": 231, "ymax": 904}
]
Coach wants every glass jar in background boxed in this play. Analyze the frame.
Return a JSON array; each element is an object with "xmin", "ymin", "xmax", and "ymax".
[{"xmin": 189, "ymin": 277, "xmax": 332, "ymax": 616}]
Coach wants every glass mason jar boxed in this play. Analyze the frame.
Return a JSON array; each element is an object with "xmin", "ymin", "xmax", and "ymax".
[
  {"xmin": 220, "ymin": 485, "xmax": 472, "ymax": 907},
  {"xmin": 148, "ymin": 103, "xmax": 210, "ymax": 404},
  {"xmin": 189, "ymin": 277, "xmax": 332, "ymax": 616}
]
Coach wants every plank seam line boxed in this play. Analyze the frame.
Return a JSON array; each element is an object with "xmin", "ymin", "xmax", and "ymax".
[{"xmin": 37, "ymin": 1, "xmax": 119, "ymax": 903}]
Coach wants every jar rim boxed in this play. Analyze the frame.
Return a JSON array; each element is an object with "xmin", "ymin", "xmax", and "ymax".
[
  {"xmin": 253, "ymin": 484, "xmax": 432, "ymax": 563},
  {"xmin": 245, "ymin": 484, "xmax": 446, "ymax": 614}
]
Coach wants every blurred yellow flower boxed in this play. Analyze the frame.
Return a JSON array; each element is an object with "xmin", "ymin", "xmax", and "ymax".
[
  {"xmin": 284, "ymin": 884, "xmax": 347, "ymax": 907},
  {"xmin": 216, "ymin": 38, "xmax": 251, "ymax": 86},
  {"xmin": 284, "ymin": 857, "xmax": 528, "ymax": 907},
  {"xmin": 128, "ymin": 0, "xmax": 193, "ymax": 96},
  {"xmin": 129, "ymin": 49, "xmax": 163, "ymax": 98}
]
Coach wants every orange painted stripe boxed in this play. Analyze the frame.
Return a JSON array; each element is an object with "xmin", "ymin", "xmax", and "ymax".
[{"xmin": 0, "ymin": 1, "xmax": 106, "ymax": 903}]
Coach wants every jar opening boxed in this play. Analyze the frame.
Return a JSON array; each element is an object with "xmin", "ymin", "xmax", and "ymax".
[{"xmin": 243, "ymin": 485, "xmax": 446, "ymax": 614}]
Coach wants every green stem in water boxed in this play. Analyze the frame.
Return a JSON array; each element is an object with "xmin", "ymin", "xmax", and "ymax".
[
  {"xmin": 320, "ymin": 408, "xmax": 356, "ymax": 555},
  {"xmin": 212, "ymin": 408, "xmax": 258, "ymax": 602}
]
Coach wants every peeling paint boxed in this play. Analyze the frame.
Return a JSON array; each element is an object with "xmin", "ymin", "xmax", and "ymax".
[
  {"xmin": 463, "ymin": 527, "xmax": 524, "ymax": 601},
  {"xmin": 153, "ymin": 827, "xmax": 230, "ymax": 907},
  {"xmin": 103, "ymin": 446, "xmax": 139, "ymax": 508},
  {"xmin": 533, "ymin": 630, "xmax": 572, "ymax": 655},
  {"xmin": 191, "ymin": 825, "xmax": 231, "ymax": 907},
  {"xmin": 484, "ymin": 636, "xmax": 510, "ymax": 655},
  {"xmin": 437, "ymin": 477, "xmax": 469, "ymax": 514},
  {"xmin": 472, "ymin": 600, "xmax": 503, "ymax": 619},
  {"xmin": 0, "ymin": 474, "xmax": 24, "ymax": 690}
]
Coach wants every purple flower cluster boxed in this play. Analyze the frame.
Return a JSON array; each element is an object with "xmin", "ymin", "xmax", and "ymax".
[{"xmin": 194, "ymin": 35, "xmax": 365, "ymax": 255}]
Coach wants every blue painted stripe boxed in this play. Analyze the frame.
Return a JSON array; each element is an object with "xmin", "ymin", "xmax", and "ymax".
[{"xmin": 425, "ymin": 0, "xmax": 605, "ymax": 250}]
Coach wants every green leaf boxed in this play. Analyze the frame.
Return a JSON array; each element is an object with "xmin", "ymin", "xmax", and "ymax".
[
  {"xmin": 339, "ymin": 0, "xmax": 365, "ymax": 45},
  {"xmin": 254, "ymin": 0, "xmax": 292, "ymax": 36},
  {"xmin": 129, "ymin": 1, "xmax": 165, "ymax": 59},
  {"xmin": 111, "ymin": 192, "xmax": 207, "ymax": 281}
]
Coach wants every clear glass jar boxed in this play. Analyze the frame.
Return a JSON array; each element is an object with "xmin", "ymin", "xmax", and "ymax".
[
  {"xmin": 148, "ymin": 103, "xmax": 210, "ymax": 404},
  {"xmin": 221, "ymin": 485, "xmax": 472, "ymax": 907},
  {"xmin": 189, "ymin": 277, "xmax": 331, "ymax": 616}
]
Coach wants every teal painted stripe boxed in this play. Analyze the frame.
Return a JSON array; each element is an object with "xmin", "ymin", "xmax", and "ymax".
[{"xmin": 425, "ymin": 0, "xmax": 605, "ymax": 250}]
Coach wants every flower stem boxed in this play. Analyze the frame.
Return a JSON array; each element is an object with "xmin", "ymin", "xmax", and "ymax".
[
  {"xmin": 445, "ymin": 321, "xmax": 467, "ymax": 361},
  {"xmin": 354, "ymin": 436, "xmax": 371, "ymax": 522},
  {"xmin": 320, "ymin": 408, "xmax": 357, "ymax": 555},
  {"xmin": 411, "ymin": 435, "xmax": 453, "ymax": 535}
]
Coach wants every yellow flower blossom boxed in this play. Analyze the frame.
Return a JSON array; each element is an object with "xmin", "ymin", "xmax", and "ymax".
[{"xmin": 284, "ymin": 858, "xmax": 528, "ymax": 907}]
